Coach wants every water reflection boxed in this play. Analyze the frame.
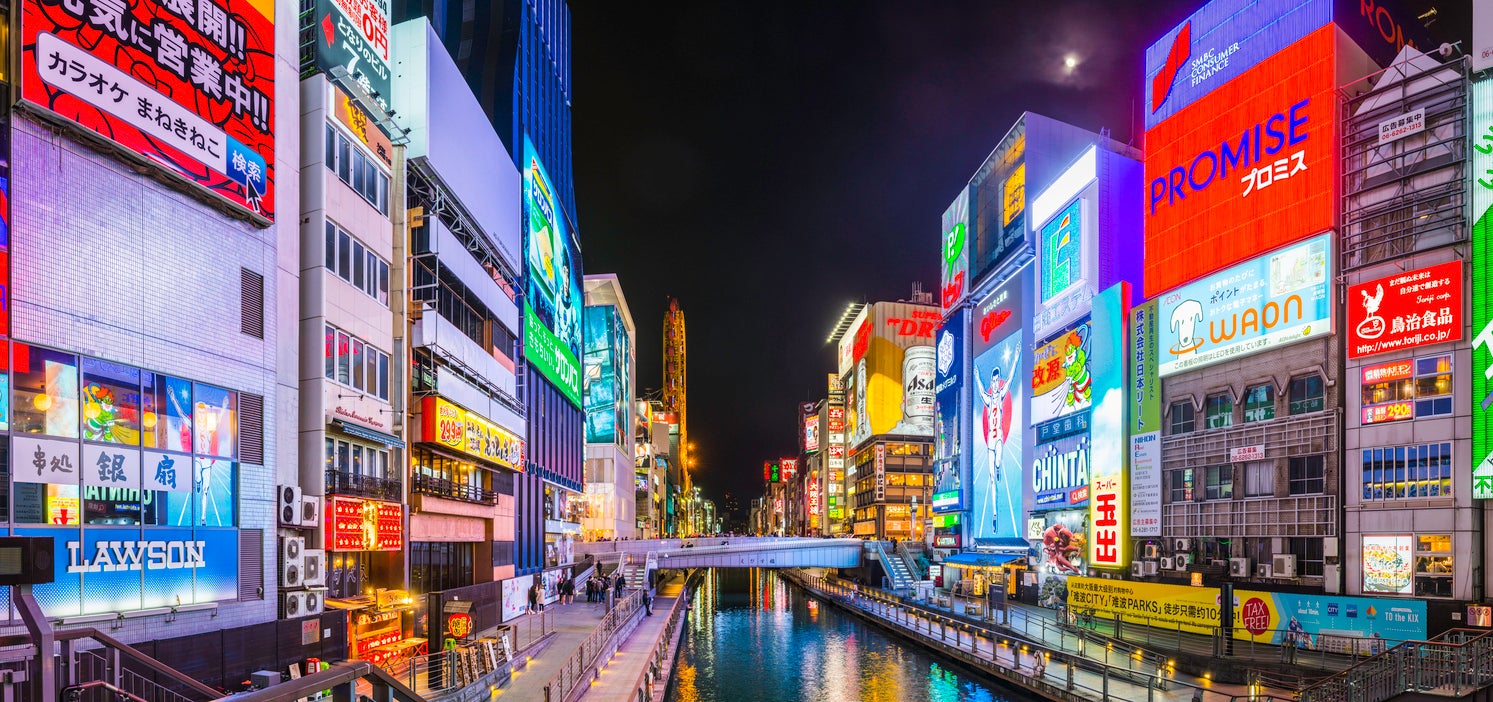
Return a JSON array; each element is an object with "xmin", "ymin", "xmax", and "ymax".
[{"xmin": 666, "ymin": 569, "xmax": 1035, "ymax": 702}]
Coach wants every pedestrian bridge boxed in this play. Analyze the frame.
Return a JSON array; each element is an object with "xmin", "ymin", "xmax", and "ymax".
[{"xmin": 574, "ymin": 537, "xmax": 863, "ymax": 569}]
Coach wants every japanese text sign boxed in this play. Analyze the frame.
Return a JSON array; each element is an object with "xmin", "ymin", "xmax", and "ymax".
[
  {"xmin": 420, "ymin": 396, "xmax": 523, "ymax": 470},
  {"xmin": 24, "ymin": 0, "xmax": 277, "ymax": 220},
  {"xmin": 1088, "ymin": 284, "xmax": 1128, "ymax": 569},
  {"xmin": 310, "ymin": 0, "xmax": 390, "ymax": 110},
  {"xmin": 1347, "ymin": 261, "xmax": 1462, "ymax": 358},
  {"xmin": 326, "ymin": 496, "xmax": 402, "ymax": 551}
]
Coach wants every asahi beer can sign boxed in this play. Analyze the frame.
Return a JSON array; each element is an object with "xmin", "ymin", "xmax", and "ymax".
[{"xmin": 904, "ymin": 346, "xmax": 937, "ymax": 431}]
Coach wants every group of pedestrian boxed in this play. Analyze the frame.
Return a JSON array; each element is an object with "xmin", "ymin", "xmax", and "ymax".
[
  {"xmin": 557, "ymin": 574, "xmax": 576, "ymax": 604},
  {"xmin": 584, "ymin": 572, "xmax": 629, "ymax": 603}
]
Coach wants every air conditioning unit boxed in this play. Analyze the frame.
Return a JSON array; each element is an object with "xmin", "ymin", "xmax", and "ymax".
[
  {"xmin": 1175, "ymin": 553, "xmax": 1193, "ymax": 569},
  {"xmin": 1173, "ymin": 538, "xmax": 1192, "ymax": 552},
  {"xmin": 300, "ymin": 496, "xmax": 321, "ymax": 528},
  {"xmin": 282, "ymin": 590, "xmax": 308, "ymax": 618},
  {"xmin": 1143, "ymin": 561, "xmax": 1159, "ymax": 576},
  {"xmin": 1272, "ymin": 554, "xmax": 1298, "ymax": 578},
  {"xmin": 303, "ymin": 587, "xmax": 327, "ymax": 616},
  {"xmin": 1256, "ymin": 563, "xmax": 1273, "ymax": 578},
  {"xmin": 1160, "ymin": 556, "xmax": 1176, "ymax": 571},
  {"xmin": 1131, "ymin": 562, "xmax": 1144, "ymax": 577},
  {"xmin": 278, "ymin": 485, "xmax": 302, "ymax": 527},
  {"xmin": 1143, "ymin": 544, "xmax": 1159, "ymax": 559},
  {"xmin": 280, "ymin": 537, "xmax": 305, "ymax": 587},
  {"xmin": 1210, "ymin": 559, "xmax": 1227, "ymax": 569},
  {"xmin": 1229, "ymin": 558, "xmax": 1251, "ymax": 578},
  {"xmin": 302, "ymin": 549, "xmax": 326, "ymax": 587}
]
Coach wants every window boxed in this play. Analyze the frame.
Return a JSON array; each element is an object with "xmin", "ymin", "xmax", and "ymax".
[
  {"xmin": 1362, "ymin": 442, "xmax": 1451, "ymax": 501},
  {"xmin": 1169, "ymin": 468, "xmax": 1194, "ymax": 502},
  {"xmin": 1289, "ymin": 374, "xmax": 1324, "ymax": 415},
  {"xmin": 1243, "ymin": 461, "xmax": 1274, "ymax": 497},
  {"xmin": 14, "ymin": 345, "xmax": 80, "ymax": 438},
  {"xmin": 81, "ymin": 357, "xmax": 142, "ymax": 444},
  {"xmin": 324, "ymin": 325, "xmax": 390, "ymax": 402},
  {"xmin": 1289, "ymin": 455, "xmax": 1325, "ymax": 495},
  {"xmin": 1169, "ymin": 402, "xmax": 1195, "ymax": 435},
  {"xmin": 1243, "ymin": 384, "xmax": 1275, "ymax": 423},
  {"xmin": 324, "ymin": 221, "xmax": 389, "ymax": 306},
  {"xmin": 1205, "ymin": 394, "xmax": 1233, "ymax": 429},
  {"xmin": 335, "ymin": 331, "xmax": 351, "ymax": 384},
  {"xmin": 1204, "ymin": 466, "xmax": 1232, "ymax": 500},
  {"xmin": 1362, "ymin": 355, "xmax": 1454, "ymax": 424},
  {"xmin": 326, "ymin": 125, "xmax": 389, "ymax": 213},
  {"xmin": 1414, "ymin": 533, "xmax": 1453, "ymax": 598},
  {"xmin": 1287, "ymin": 537, "xmax": 1325, "ymax": 578}
]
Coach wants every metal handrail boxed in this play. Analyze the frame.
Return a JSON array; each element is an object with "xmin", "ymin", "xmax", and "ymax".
[
  {"xmin": 542, "ymin": 589, "xmax": 646, "ymax": 702},
  {"xmin": 387, "ymin": 608, "xmax": 555, "ymax": 695},
  {"xmin": 618, "ymin": 570, "xmax": 703, "ymax": 702},
  {"xmin": 55, "ymin": 627, "xmax": 221, "ymax": 700},
  {"xmin": 411, "ymin": 472, "xmax": 499, "ymax": 505},
  {"xmin": 219, "ymin": 659, "xmax": 425, "ymax": 702},
  {"xmin": 1297, "ymin": 627, "xmax": 1493, "ymax": 702},
  {"xmin": 325, "ymin": 468, "xmax": 404, "ymax": 501}
]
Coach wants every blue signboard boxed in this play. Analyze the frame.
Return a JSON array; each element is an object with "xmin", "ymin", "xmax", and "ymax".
[
  {"xmin": 1239, "ymin": 591, "xmax": 1428, "ymax": 648},
  {"xmin": 1145, "ymin": 0, "xmax": 1330, "ymax": 130},
  {"xmin": 933, "ymin": 310, "xmax": 966, "ymax": 512},
  {"xmin": 970, "ymin": 331, "xmax": 1024, "ymax": 541},
  {"xmin": 14, "ymin": 526, "xmax": 239, "ymax": 618}
]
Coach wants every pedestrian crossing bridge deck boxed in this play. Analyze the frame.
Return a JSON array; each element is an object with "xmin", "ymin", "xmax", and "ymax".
[{"xmin": 574, "ymin": 536, "xmax": 863, "ymax": 569}]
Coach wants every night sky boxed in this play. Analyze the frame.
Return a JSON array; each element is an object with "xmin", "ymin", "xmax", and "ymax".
[{"xmin": 571, "ymin": 1, "xmax": 1201, "ymax": 519}]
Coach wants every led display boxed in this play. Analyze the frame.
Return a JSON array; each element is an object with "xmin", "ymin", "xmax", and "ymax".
[
  {"xmin": 523, "ymin": 136, "xmax": 583, "ymax": 405},
  {"xmin": 1347, "ymin": 261, "xmax": 1462, "ymax": 359},
  {"xmin": 23, "ymin": 0, "xmax": 277, "ymax": 220},
  {"xmin": 1088, "ymin": 283, "xmax": 1128, "ymax": 569}
]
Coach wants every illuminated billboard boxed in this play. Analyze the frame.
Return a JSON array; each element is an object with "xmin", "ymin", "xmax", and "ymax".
[
  {"xmin": 1157, "ymin": 233, "xmax": 1331, "ymax": 378},
  {"xmin": 1474, "ymin": 75, "xmax": 1493, "ymax": 500},
  {"xmin": 1031, "ymin": 509, "xmax": 1088, "ymax": 608},
  {"xmin": 20, "ymin": 526, "xmax": 239, "ymax": 618},
  {"xmin": 1347, "ymin": 261, "xmax": 1462, "ymax": 359},
  {"xmin": 1088, "ymin": 283, "xmax": 1128, "ymax": 570},
  {"xmin": 308, "ymin": 0, "xmax": 391, "ymax": 110},
  {"xmin": 1033, "ymin": 434, "xmax": 1089, "ymax": 510},
  {"xmin": 1031, "ymin": 322, "xmax": 1092, "ymax": 441},
  {"xmin": 1040, "ymin": 200, "xmax": 1082, "ymax": 302},
  {"xmin": 942, "ymin": 188, "xmax": 971, "ymax": 311},
  {"xmin": 970, "ymin": 126, "xmax": 1027, "ymax": 281},
  {"xmin": 933, "ymin": 309, "xmax": 967, "ymax": 512},
  {"xmin": 969, "ymin": 275, "xmax": 1026, "ymax": 544},
  {"xmin": 419, "ymin": 397, "xmax": 524, "ymax": 470},
  {"xmin": 1143, "ymin": 26, "xmax": 1338, "ymax": 299},
  {"xmin": 1362, "ymin": 535, "xmax": 1413, "ymax": 595},
  {"xmin": 523, "ymin": 136, "xmax": 583, "ymax": 405},
  {"xmin": 584, "ymin": 305, "xmax": 631, "ymax": 445},
  {"xmin": 845, "ymin": 302, "xmax": 938, "ymax": 446},
  {"xmin": 1129, "ymin": 299, "xmax": 1163, "ymax": 537},
  {"xmin": 23, "ymin": 0, "xmax": 276, "ymax": 220},
  {"xmin": 1144, "ymin": 0, "xmax": 1329, "ymax": 130}
]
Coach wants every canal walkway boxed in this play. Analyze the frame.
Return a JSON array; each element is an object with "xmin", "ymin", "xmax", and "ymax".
[
  {"xmin": 786, "ymin": 570, "xmax": 1296, "ymax": 701},
  {"xmin": 575, "ymin": 576, "xmax": 690, "ymax": 702}
]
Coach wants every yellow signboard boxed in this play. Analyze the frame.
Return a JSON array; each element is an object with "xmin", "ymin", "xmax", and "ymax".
[
  {"xmin": 1067, "ymin": 577, "xmax": 1222, "ymax": 635},
  {"xmin": 420, "ymin": 396, "xmax": 524, "ymax": 470}
]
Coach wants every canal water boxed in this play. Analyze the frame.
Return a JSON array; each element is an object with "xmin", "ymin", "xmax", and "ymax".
[{"xmin": 665, "ymin": 569, "xmax": 1038, "ymax": 702}]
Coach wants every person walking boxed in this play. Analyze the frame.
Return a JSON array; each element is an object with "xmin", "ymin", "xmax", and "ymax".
[
  {"xmin": 643, "ymin": 588, "xmax": 654, "ymax": 616},
  {"xmin": 527, "ymin": 581, "xmax": 541, "ymax": 614},
  {"xmin": 614, "ymin": 574, "xmax": 626, "ymax": 600}
]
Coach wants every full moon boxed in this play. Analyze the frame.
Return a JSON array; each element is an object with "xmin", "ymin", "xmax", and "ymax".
[{"xmin": 1064, "ymin": 55, "xmax": 1078, "ymax": 70}]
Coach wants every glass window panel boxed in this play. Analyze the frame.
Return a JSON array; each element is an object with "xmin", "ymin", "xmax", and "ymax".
[
  {"xmin": 336, "ymin": 332, "xmax": 351, "ymax": 384},
  {"xmin": 14, "ymin": 345, "xmax": 80, "ymax": 438},
  {"xmin": 366, "ymin": 349, "xmax": 378, "ymax": 398},
  {"xmin": 353, "ymin": 241, "xmax": 365, "ymax": 290},
  {"xmin": 337, "ymin": 135, "xmax": 351, "ymax": 183},
  {"xmin": 325, "ymin": 222, "xmax": 336, "ymax": 270},
  {"xmin": 378, "ymin": 352, "xmax": 389, "ymax": 401},
  {"xmin": 351, "ymin": 340, "xmax": 365, "ymax": 391},
  {"xmin": 325, "ymin": 438, "xmax": 334, "ymax": 472},
  {"xmin": 378, "ymin": 261, "xmax": 390, "ymax": 306},
  {"xmin": 194, "ymin": 458, "xmax": 236, "ymax": 526},
  {"xmin": 378, "ymin": 173, "xmax": 389, "ymax": 213},
  {"xmin": 80, "ymin": 358, "xmax": 142, "ymax": 445},
  {"xmin": 325, "ymin": 325, "xmax": 335, "ymax": 380},
  {"xmin": 337, "ymin": 440, "xmax": 349, "ymax": 473},
  {"xmin": 193, "ymin": 384, "xmax": 237, "ymax": 459},
  {"xmin": 149, "ymin": 375, "xmax": 193, "ymax": 453},
  {"xmin": 14, "ymin": 482, "xmax": 79, "ymax": 524},
  {"xmin": 337, "ymin": 231, "xmax": 351, "ymax": 279},
  {"xmin": 325, "ymin": 124, "xmax": 336, "ymax": 168},
  {"xmin": 352, "ymin": 149, "xmax": 366, "ymax": 193},
  {"xmin": 1243, "ymin": 385, "xmax": 1274, "ymax": 423},
  {"xmin": 352, "ymin": 445, "xmax": 364, "ymax": 476}
]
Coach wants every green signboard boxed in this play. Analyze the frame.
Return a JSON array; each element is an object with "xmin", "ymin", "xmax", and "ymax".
[
  {"xmin": 1472, "ymin": 76, "xmax": 1493, "ymax": 500},
  {"xmin": 524, "ymin": 303, "xmax": 582, "ymax": 406}
]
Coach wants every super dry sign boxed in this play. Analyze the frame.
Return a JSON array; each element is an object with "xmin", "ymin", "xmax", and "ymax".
[{"xmin": 1143, "ymin": 26, "xmax": 1337, "ymax": 299}]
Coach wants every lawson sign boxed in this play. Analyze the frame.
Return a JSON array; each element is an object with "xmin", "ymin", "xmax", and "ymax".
[
  {"xmin": 16, "ymin": 527, "xmax": 239, "ymax": 618},
  {"xmin": 1158, "ymin": 234, "xmax": 1331, "ymax": 377},
  {"xmin": 1145, "ymin": 0, "xmax": 1330, "ymax": 130}
]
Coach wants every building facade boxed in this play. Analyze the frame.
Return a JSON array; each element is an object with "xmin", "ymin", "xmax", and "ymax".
[{"xmin": 582, "ymin": 275, "xmax": 637, "ymax": 540}]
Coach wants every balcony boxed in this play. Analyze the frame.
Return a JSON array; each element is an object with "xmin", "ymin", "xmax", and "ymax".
[
  {"xmin": 325, "ymin": 469, "xmax": 403, "ymax": 502},
  {"xmin": 411, "ymin": 473, "xmax": 498, "ymax": 506},
  {"xmin": 1161, "ymin": 410, "xmax": 1336, "ymax": 472}
]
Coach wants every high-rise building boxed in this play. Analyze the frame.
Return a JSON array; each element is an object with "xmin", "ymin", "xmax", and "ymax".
[
  {"xmin": 583, "ymin": 274, "xmax": 638, "ymax": 540},
  {"xmin": 663, "ymin": 297, "xmax": 689, "ymax": 501},
  {"xmin": 395, "ymin": 0, "xmax": 582, "ymax": 576}
]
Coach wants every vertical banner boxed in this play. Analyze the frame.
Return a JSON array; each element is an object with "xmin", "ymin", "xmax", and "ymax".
[
  {"xmin": 1129, "ymin": 299, "xmax": 1162, "ymax": 536},
  {"xmin": 874, "ymin": 444, "xmax": 886, "ymax": 501},
  {"xmin": 1089, "ymin": 283, "xmax": 1129, "ymax": 569},
  {"xmin": 933, "ymin": 310, "xmax": 966, "ymax": 511},
  {"xmin": 942, "ymin": 188, "xmax": 970, "ymax": 310},
  {"xmin": 1473, "ymin": 76, "xmax": 1493, "ymax": 500}
]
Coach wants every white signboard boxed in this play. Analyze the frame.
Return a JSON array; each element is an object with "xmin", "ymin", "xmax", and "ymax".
[
  {"xmin": 1129, "ymin": 431, "xmax": 1162, "ymax": 537},
  {"xmin": 1230, "ymin": 445, "xmax": 1266, "ymax": 463},
  {"xmin": 1377, "ymin": 108, "xmax": 1425, "ymax": 145}
]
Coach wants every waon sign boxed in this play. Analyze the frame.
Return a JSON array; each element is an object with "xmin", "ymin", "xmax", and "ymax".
[
  {"xmin": 1347, "ymin": 261, "xmax": 1463, "ymax": 358},
  {"xmin": 1143, "ymin": 26, "xmax": 1337, "ymax": 298}
]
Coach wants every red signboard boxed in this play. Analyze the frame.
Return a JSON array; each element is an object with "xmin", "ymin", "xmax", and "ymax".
[
  {"xmin": 23, "ymin": 0, "xmax": 277, "ymax": 220},
  {"xmin": 326, "ymin": 496, "xmax": 404, "ymax": 551},
  {"xmin": 1347, "ymin": 261, "xmax": 1463, "ymax": 358},
  {"xmin": 1362, "ymin": 401, "xmax": 1414, "ymax": 425},
  {"xmin": 1143, "ymin": 26, "xmax": 1337, "ymax": 298},
  {"xmin": 781, "ymin": 458, "xmax": 798, "ymax": 480},
  {"xmin": 1361, "ymin": 359, "xmax": 1414, "ymax": 385},
  {"xmin": 934, "ymin": 534, "xmax": 960, "ymax": 548}
]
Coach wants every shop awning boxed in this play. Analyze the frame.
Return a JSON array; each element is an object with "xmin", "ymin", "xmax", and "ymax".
[
  {"xmin": 335, "ymin": 420, "xmax": 407, "ymax": 448},
  {"xmin": 941, "ymin": 553, "xmax": 1022, "ymax": 568}
]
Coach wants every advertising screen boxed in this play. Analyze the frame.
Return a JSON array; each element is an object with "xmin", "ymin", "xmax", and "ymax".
[
  {"xmin": 1143, "ymin": 0, "xmax": 1328, "ymax": 130},
  {"xmin": 1143, "ymin": 26, "xmax": 1337, "ymax": 299},
  {"xmin": 20, "ymin": 526, "xmax": 238, "ymax": 618},
  {"xmin": 1157, "ymin": 233, "xmax": 1331, "ymax": 377},
  {"xmin": 501, "ymin": 574, "xmax": 534, "ymax": 622},
  {"xmin": 1033, "ymin": 434, "xmax": 1089, "ymax": 510},
  {"xmin": 419, "ymin": 396, "xmax": 524, "ymax": 470},
  {"xmin": 1088, "ymin": 284, "xmax": 1128, "ymax": 570},
  {"xmin": 308, "ymin": 0, "xmax": 391, "ymax": 110},
  {"xmin": 1031, "ymin": 321, "xmax": 1092, "ymax": 440},
  {"xmin": 970, "ymin": 330, "xmax": 1024, "ymax": 544},
  {"xmin": 933, "ymin": 310, "xmax": 967, "ymax": 512},
  {"xmin": 584, "ymin": 305, "xmax": 630, "ymax": 445},
  {"xmin": 1474, "ymin": 75, "xmax": 1493, "ymax": 501},
  {"xmin": 23, "ymin": 0, "xmax": 276, "ymax": 220},
  {"xmin": 1347, "ymin": 261, "xmax": 1462, "ymax": 358},
  {"xmin": 1362, "ymin": 535, "xmax": 1414, "ymax": 595},
  {"xmin": 326, "ymin": 496, "xmax": 403, "ymax": 551},
  {"xmin": 845, "ymin": 302, "xmax": 938, "ymax": 446},
  {"xmin": 970, "ymin": 126, "xmax": 1027, "ymax": 281},
  {"xmin": 523, "ymin": 136, "xmax": 583, "ymax": 406},
  {"xmin": 803, "ymin": 414, "xmax": 820, "ymax": 453},
  {"xmin": 1040, "ymin": 199, "xmax": 1083, "ymax": 302},
  {"xmin": 1031, "ymin": 509, "xmax": 1088, "ymax": 609},
  {"xmin": 942, "ymin": 188, "xmax": 971, "ymax": 311},
  {"xmin": 1129, "ymin": 299, "xmax": 1163, "ymax": 537}
]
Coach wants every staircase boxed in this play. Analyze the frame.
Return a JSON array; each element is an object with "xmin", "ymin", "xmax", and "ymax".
[
  {"xmin": 875, "ymin": 542, "xmax": 916, "ymax": 591},
  {"xmin": 1297, "ymin": 628, "xmax": 1493, "ymax": 702},
  {"xmin": 621, "ymin": 551, "xmax": 657, "ymax": 590}
]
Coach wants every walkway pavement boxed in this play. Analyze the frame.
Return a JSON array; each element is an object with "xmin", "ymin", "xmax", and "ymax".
[
  {"xmin": 493, "ymin": 597, "xmax": 622, "ymax": 699},
  {"xmin": 578, "ymin": 577, "xmax": 688, "ymax": 701},
  {"xmin": 796, "ymin": 574, "xmax": 1295, "ymax": 701}
]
